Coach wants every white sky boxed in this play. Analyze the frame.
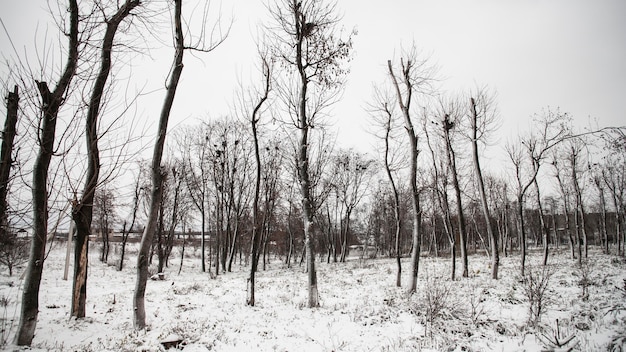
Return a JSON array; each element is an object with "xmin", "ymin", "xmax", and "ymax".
[{"xmin": 2, "ymin": 0, "xmax": 625, "ymax": 171}]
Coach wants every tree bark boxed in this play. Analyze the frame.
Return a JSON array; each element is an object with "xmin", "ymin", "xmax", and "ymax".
[
  {"xmin": 0, "ymin": 85, "xmax": 18, "ymax": 244},
  {"xmin": 15, "ymin": 0, "xmax": 79, "ymax": 345},
  {"xmin": 470, "ymin": 97, "xmax": 499, "ymax": 279},
  {"xmin": 134, "ymin": 0, "xmax": 184, "ymax": 330},
  {"xmin": 381, "ymin": 102, "xmax": 402, "ymax": 287},
  {"xmin": 387, "ymin": 59, "xmax": 422, "ymax": 294},
  {"xmin": 71, "ymin": 0, "xmax": 140, "ymax": 319},
  {"xmin": 442, "ymin": 116, "xmax": 468, "ymax": 278},
  {"xmin": 532, "ymin": 178, "xmax": 550, "ymax": 266}
]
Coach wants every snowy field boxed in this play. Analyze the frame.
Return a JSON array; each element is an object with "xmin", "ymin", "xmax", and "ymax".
[{"xmin": 1, "ymin": 242, "xmax": 625, "ymax": 351}]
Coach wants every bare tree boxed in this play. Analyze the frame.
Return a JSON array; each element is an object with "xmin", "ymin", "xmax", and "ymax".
[
  {"xmin": 599, "ymin": 129, "xmax": 626, "ymax": 255},
  {"xmin": 591, "ymin": 166, "xmax": 609, "ymax": 254},
  {"xmin": 387, "ymin": 47, "xmax": 437, "ymax": 293},
  {"xmin": 551, "ymin": 154, "xmax": 577, "ymax": 259},
  {"xmin": 268, "ymin": 0, "xmax": 354, "ymax": 307},
  {"xmin": 15, "ymin": 0, "xmax": 79, "ymax": 345},
  {"xmin": 368, "ymin": 86, "xmax": 404, "ymax": 286},
  {"xmin": 177, "ymin": 124, "xmax": 211, "ymax": 272},
  {"xmin": 331, "ymin": 149, "xmax": 376, "ymax": 262},
  {"xmin": 241, "ymin": 51, "xmax": 272, "ymax": 305},
  {"xmin": 565, "ymin": 137, "xmax": 590, "ymax": 262},
  {"xmin": 133, "ymin": 0, "xmax": 228, "ymax": 329},
  {"xmin": 70, "ymin": 0, "xmax": 140, "ymax": 319},
  {"xmin": 119, "ymin": 169, "xmax": 144, "ymax": 271},
  {"xmin": 93, "ymin": 185, "xmax": 118, "ymax": 264},
  {"xmin": 423, "ymin": 112, "xmax": 456, "ymax": 280},
  {"xmin": 506, "ymin": 108, "xmax": 569, "ymax": 275},
  {"xmin": 431, "ymin": 96, "xmax": 469, "ymax": 278},
  {"xmin": 467, "ymin": 88, "xmax": 500, "ymax": 278}
]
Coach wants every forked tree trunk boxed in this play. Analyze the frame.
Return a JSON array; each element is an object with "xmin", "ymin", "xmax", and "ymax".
[
  {"xmin": 442, "ymin": 116, "xmax": 468, "ymax": 278},
  {"xmin": 470, "ymin": 97, "xmax": 499, "ymax": 279},
  {"xmin": 387, "ymin": 59, "xmax": 422, "ymax": 294},
  {"xmin": 134, "ymin": 0, "xmax": 184, "ymax": 330},
  {"xmin": 71, "ymin": 0, "xmax": 140, "ymax": 319},
  {"xmin": 15, "ymin": 1, "xmax": 79, "ymax": 345}
]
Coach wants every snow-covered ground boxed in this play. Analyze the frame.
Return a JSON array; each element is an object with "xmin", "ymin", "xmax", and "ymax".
[{"xmin": 1, "ymin": 242, "xmax": 625, "ymax": 351}]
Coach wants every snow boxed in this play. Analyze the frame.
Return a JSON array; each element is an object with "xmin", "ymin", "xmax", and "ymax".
[{"xmin": 1, "ymin": 243, "xmax": 625, "ymax": 351}]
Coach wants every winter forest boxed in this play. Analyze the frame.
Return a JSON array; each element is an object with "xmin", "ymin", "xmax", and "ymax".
[{"xmin": 1, "ymin": 0, "xmax": 625, "ymax": 351}]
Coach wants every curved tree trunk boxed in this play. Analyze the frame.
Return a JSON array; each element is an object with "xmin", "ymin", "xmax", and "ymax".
[
  {"xmin": 387, "ymin": 59, "xmax": 422, "ymax": 294},
  {"xmin": 71, "ymin": 0, "xmax": 140, "ymax": 319},
  {"xmin": 15, "ymin": 1, "xmax": 79, "ymax": 345},
  {"xmin": 470, "ymin": 97, "xmax": 499, "ymax": 279},
  {"xmin": 443, "ymin": 118, "xmax": 468, "ymax": 278},
  {"xmin": 134, "ymin": 0, "xmax": 184, "ymax": 330}
]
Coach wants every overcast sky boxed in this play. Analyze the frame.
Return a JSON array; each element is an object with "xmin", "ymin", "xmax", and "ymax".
[{"xmin": 2, "ymin": 0, "xmax": 625, "ymax": 167}]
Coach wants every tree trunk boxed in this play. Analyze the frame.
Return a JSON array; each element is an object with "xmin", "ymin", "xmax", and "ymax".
[
  {"xmin": 387, "ymin": 59, "xmax": 422, "ymax": 294},
  {"xmin": 134, "ymin": 0, "xmax": 184, "ymax": 330},
  {"xmin": 0, "ymin": 85, "xmax": 19, "ymax": 244},
  {"xmin": 555, "ymin": 170, "xmax": 576, "ymax": 259},
  {"xmin": 470, "ymin": 97, "xmax": 499, "ymax": 279},
  {"xmin": 517, "ymin": 196, "xmax": 527, "ymax": 276},
  {"xmin": 248, "ymin": 111, "xmax": 262, "ymax": 302},
  {"xmin": 201, "ymin": 203, "xmax": 206, "ymax": 272},
  {"xmin": 443, "ymin": 117, "xmax": 468, "ymax": 278},
  {"xmin": 570, "ymin": 154, "xmax": 588, "ymax": 261},
  {"xmin": 15, "ymin": 2, "xmax": 79, "ymax": 344},
  {"xmin": 71, "ymin": 0, "xmax": 140, "ymax": 319},
  {"xmin": 532, "ymin": 179, "xmax": 550, "ymax": 266}
]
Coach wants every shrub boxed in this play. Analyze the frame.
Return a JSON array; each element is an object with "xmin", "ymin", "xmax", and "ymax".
[{"xmin": 520, "ymin": 264, "xmax": 554, "ymax": 328}]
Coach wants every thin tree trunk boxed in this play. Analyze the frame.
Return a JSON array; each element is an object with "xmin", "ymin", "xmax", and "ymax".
[
  {"xmin": 570, "ymin": 154, "xmax": 588, "ymax": 261},
  {"xmin": 443, "ymin": 117, "xmax": 468, "ymax": 278},
  {"xmin": 63, "ymin": 222, "xmax": 75, "ymax": 280},
  {"xmin": 0, "ymin": 85, "xmax": 18, "ymax": 244},
  {"xmin": 178, "ymin": 230, "xmax": 186, "ymax": 275},
  {"xmin": 532, "ymin": 178, "xmax": 550, "ymax": 266},
  {"xmin": 555, "ymin": 171, "xmax": 576, "ymax": 259},
  {"xmin": 470, "ymin": 97, "xmax": 499, "ymax": 279},
  {"xmin": 517, "ymin": 196, "xmax": 527, "ymax": 276},
  {"xmin": 387, "ymin": 59, "xmax": 422, "ymax": 294},
  {"xmin": 134, "ymin": 0, "xmax": 184, "ymax": 330}
]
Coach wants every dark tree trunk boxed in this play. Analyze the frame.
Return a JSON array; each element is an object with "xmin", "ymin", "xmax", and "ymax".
[
  {"xmin": 517, "ymin": 196, "xmax": 527, "ymax": 276},
  {"xmin": 134, "ymin": 0, "xmax": 184, "ymax": 330},
  {"xmin": 15, "ymin": 1, "xmax": 78, "ymax": 345},
  {"xmin": 71, "ymin": 0, "xmax": 140, "ymax": 319},
  {"xmin": 0, "ymin": 85, "xmax": 19, "ymax": 243},
  {"xmin": 532, "ymin": 179, "xmax": 550, "ymax": 266}
]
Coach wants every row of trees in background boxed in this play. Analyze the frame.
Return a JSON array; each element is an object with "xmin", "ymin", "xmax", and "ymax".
[{"xmin": 0, "ymin": 0, "xmax": 625, "ymax": 347}]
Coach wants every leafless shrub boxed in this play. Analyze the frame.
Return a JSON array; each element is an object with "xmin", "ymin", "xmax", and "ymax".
[
  {"xmin": 520, "ymin": 264, "xmax": 554, "ymax": 328},
  {"xmin": 0, "ymin": 236, "xmax": 29, "ymax": 276},
  {"xmin": 411, "ymin": 272, "xmax": 457, "ymax": 338},
  {"xmin": 465, "ymin": 282, "xmax": 488, "ymax": 326},
  {"xmin": 1, "ymin": 293, "xmax": 14, "ymax": 347},
  {"xmin": 576, "ymin": 259, "xmax": 593, "ymax": 301},
  {"xmin": 536, "ymin": 319, "xmax": 579, "ymax": 351}
]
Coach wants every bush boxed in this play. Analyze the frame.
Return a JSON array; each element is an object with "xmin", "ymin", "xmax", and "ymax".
[
  {"xmin": 0, "ymin": 234, "xmax": 28, "ymax": 276},
  {"xmin": 520, "ymin": 265, "xmax": 554, "ymax": 328}
]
